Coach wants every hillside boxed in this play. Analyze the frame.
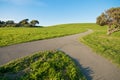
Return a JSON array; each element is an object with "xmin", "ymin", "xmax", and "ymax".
[
  {"xmin": 0, "ymin": 23, "xmax": 120, "ymax": 66},
  {"xmin": 0, "ymin": 23, "xmax": 87, "ymax": 47}
]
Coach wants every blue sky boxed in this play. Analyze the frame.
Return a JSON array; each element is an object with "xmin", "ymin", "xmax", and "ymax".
[{"xmin": 0, "ymin": 0, "xmax": 120, "ymax": 26}]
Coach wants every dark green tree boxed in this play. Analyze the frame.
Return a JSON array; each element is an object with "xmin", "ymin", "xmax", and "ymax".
[
  {"xmin": 19, "ymin": 19, "xmax": 29, "ymax": 27},
  {"xmin": 5, "ymin": 20, "xmax": 15, "ymax": 27},
  {"xmin": 0, "ymin": 19, "xmax": 40, "ymax": 27},
  {"xmin": 30, "ymin": 20, "xmax": 39, "ymax": 27},
  {"xmin": 96, "ymin": 7, "xmax": 120, "ymax": 35},
  {"xmin": 0, "ymin": 20, "xmax": 5, "ymax": 27},
  {"xmin": 6, "ymin": 20, "xmax": 14, "ymax": 24}
]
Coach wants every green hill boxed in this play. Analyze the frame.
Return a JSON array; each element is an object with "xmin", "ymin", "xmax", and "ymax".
[
  {"xmin": 0, "ymin": 23, "xmax": 88, "ymax": 47},
  {"xmin": 0, "ymin": 23, "xmax": 120, "ymax": 66}
]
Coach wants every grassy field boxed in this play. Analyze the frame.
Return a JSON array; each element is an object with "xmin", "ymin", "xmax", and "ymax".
[
  {"xmin": 0, "ymin": 23, "xmax": 120, "ymax": 67},
  {"xmin": 0, "ymin": 50, "xmax": 86, "ymax": 80},
  {"xmin": 0, "ymin": 24, "xmax": 87, "ymax": 47},
  {"xmin": 80, "ymin": 24, "xmax": 120, "ymax": 66}
]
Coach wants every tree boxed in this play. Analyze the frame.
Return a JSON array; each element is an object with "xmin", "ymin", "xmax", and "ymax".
[
  {"xmin": 0, "ymin": 20, "xmax": 5, "ymax": 27},
  {"xmin": 30, "ymin": 20, "xmax": 39, "ymax": 27},
  {"xmin": 19, "ymin": 19, "xmax": 29, "ymax": 27},
  {"xmin": 96, "ymin": 13, "xmax": 107, "ymax": 26},
  {"xmin": 96, "ymin": 7, "xmax": 120, "ymax": 35},
  {"xmin": 0, "ymin": 19, "xmax": 40, "ymax": 27},
  {"xmin": 5, "ymin": 20, "xmax": 15, "ymax": 27},
  {"xmin": 6, "ymin": 20, "xmax": 14, "ymax": 24}
]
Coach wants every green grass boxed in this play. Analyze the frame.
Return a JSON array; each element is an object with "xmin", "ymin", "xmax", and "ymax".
[
  {"xmin": 0, "ymin": 50, "xmax": 86, "ymax": 80},
  {"xmin": 0, "ymin": 23, "xmax": 120, "ymax": 67},
  {"xmin": 80, "ymin": 24, "xmax": 120, "ymax": 66},
  {"xmin": 0, "ymin": 24, "xmax": 87, "ymax": 47}
]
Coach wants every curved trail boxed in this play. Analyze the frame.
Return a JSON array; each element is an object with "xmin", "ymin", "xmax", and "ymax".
[{"xmin": 0, "ymin": 30, "xmax": 120, "ymax": 80}]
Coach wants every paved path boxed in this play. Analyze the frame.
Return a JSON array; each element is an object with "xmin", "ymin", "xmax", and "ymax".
[{"xmin": 0, "ymin": 30, "xmax": 120, "ymax": 80}]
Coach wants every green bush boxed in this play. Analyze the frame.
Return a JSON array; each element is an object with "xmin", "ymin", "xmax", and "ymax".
[{"xmin": 0, "ymin": 50, "xmax": 86, "ymax": 80}]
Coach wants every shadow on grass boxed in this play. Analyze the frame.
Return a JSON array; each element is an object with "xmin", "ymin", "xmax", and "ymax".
[
  {"xmin": 72, "ymin": 58, "xmax": 94, "ymax": 80},
  {"xmin": 57, "ymin": 49, "xmax": 93, "ymax": 80}
]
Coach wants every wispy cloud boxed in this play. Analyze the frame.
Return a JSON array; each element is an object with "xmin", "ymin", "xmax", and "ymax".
[{"xmin": 0, "ymin": 0, "xmax": 46, "ymax": 6}]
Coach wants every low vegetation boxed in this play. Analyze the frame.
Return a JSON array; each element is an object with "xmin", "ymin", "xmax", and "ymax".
[
  {"xmin": 0, "ymin": 24, "xmax": 87, "ymax": 47},
  {"xmin": 0, "ymin": 23, "xmax": 120, "ymax": 66},
  {"xmin": 80, "ymin": 24, "xmax": 120, "ymax": 66},
  {"xmin": 0, "ymin": 50, "xmax": 86, "ymax": 80}
]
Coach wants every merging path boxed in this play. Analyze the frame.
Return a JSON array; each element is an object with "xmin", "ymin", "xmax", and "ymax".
[{"xmin": 0, "ymin": 30, "xmax": 120, "ymax": 80}]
